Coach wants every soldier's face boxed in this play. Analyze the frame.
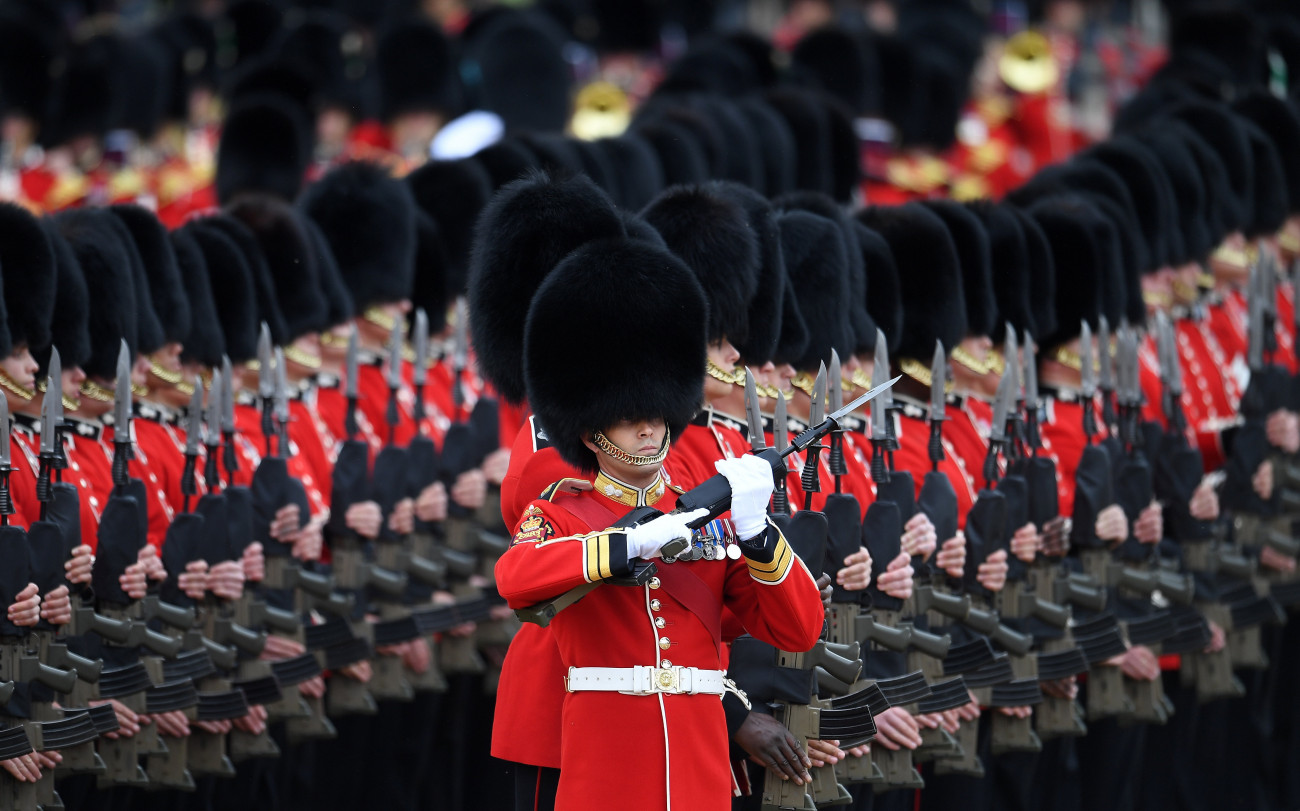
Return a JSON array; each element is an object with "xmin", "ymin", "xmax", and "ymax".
[
  {"xmin": 0, "ymin": 347, "xmax": 36, "ymax": 414},
  {"xmin": 586, "ymin": 417, "xmax": 667, "ymax": 484},
  {"xmin": 705, "ymin": 339, "xmax": 740, "ymax": 401}
]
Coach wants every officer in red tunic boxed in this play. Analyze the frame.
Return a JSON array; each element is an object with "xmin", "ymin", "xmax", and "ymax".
[{"xmin": 496, "ymin": 235, "xmax": 824, "ymax": 811}]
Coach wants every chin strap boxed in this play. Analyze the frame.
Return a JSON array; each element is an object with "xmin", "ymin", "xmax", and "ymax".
[{"xmin": 592, "ymin": 427, "xmax": 671, "ymax": 466}]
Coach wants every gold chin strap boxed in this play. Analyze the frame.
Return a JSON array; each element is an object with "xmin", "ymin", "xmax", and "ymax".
[
  {"xmin": 175, "ymin": 380, "xmax": 195, "ymax": 397},
  {"xmin": 849, "ymin": 368, "xmax": 873, "ymax": 391},
  {"xmin": 0, "ymin": 369, "xmax": 34, "ymax": 401},
  {"xmin": 320, "ymin": 331, "xmax": 348, "ymax": 348},
  {"xmin": 706, "ymin": 359, "xmax": 741, "ymax": 385},
  {"xmin": 149, "ymin": 361, "xmax": 183, "ymax": 385},
  {"xmin": 899, "ymin": 357, "xmax": 932, "ymax": 387},
  {"xmin": 131, "ymin": 383, "xmax": 150, "ymax": 398},
  {"xmin": 35, "ymin": 380, "xmax": 79, "ymax": 411},
  {"xmin": 79, "ymin": 380, "xmax": 115, "ymax": 403},
  {"xmin": 790, "ymin": 372, "xmax": 816, "ymax": 397},
  {"xmin": 592, "ymin": 427, "xmax": 671, "ymax": 467},
  {"xmin": 1052, "ymin": 345, "xmax": 1083, "ymax": 372},
  {"xmin": 284, "ymin": 344, "xmax": 323, "ymax": 370},
  {"xmin": 951, "ymin": 345, "xmax": 991, "ymax": 376},
  {"xmin": 363, "ymin": 307, "xmax": 397, "ymax": 332},
  {"xmin": 986, "ymin": 349, "xmax": 1006, "ymax": 376}
]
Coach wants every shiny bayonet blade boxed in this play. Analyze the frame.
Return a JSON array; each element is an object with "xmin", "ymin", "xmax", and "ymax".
[
  {"xmin": 345, "ymin": 326, "xmax": 359, "ymax": 400},
  {"xmin": 386, "ymin": 317, "xmax": 403, "ymax": 390},
  {"xmin": 1023, "ymin": 331, "xmax": 1039, "ymax": 409},
  {"xmin": 1004, "ymin": 325, "xmax": 1020, "ymax": 401},
  {"xmin": 1123, "ymin": 328, "xmax": 1141, "ymax": 406},
  {"xmin": 1080, "ymin": 321, "xmax": 1096, "ymax": 397},
  {"xmin": 1098, "ymin": 315, "xmax": 1113, "ymax": 392},
  {"xmin": 828, "ymin": 350, "xmax": 843, "ymax": 415},
  {"xmin": 114, "ymin": 340, "xmax": 132, "ymax": 434},
  {"xmin": 774, "ymin": 388, "xmax": 789, "ymax": 456},
  {"xmin": 205, "ymin": 370, "xmax": 223, "ymax": 446},
  {"xmin": 453, "ymin": 299, "xmax": 469, "ymax": 371},
  {"xmin": 273, "ymin": 347, "xmax": 289, "ymax": 425},
  {"xmin": 41, "ymin": 347, "xmax": 61, "ymax": 456},
  {"xmin": 930, "ymin": 340, "xmax": 946, "ymax": 421},
  {"xmin": 413, "ymin": 309, "xmax": 429, "ymax": 387},
  {"xmin": 0, "ymin": 389, "xmax": 9, "ymax": 467},
  {"xmin": 1292, "ymin": 258, "xmax": 1300, "ymax": 333},
  {"xmin": 810, "ymin": 363, "xmax": 827, "ymax": 427},
  {"xmin": 744, "ymin": 369, "xmax": 765, "ymax": 452},
  {"xmin": 825, "ymin": 375, "xmax": 902, "ymax": 432},
  {"xmin": 220, "ymin": 356, "xmax": 235, "ymax": 434},
  {"xmin": 256, "ymin": 323, "xmax": 273, "ymax": 400},
  {"xmin": 990, "ymin": 372, "xmax": 1010, "ymax": 443},
  {"xmin": 874, "ymin": 329, "xmax": 893, "ymax": 410},
  {"xmin": 1164, "ymin": 317, "xmax": 1183, "ymax": 397},
  {"xmin": 184, "ymin": 384, "xmax": 203, "ymax": 455}
]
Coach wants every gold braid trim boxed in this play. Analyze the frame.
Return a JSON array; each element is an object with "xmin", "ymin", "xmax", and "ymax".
[
  {"xmin": 899, "ymin": 357, "xmax": 931, "ymax": 387},
  {"xmin": 131, "ymin": 383, "xmax": 150, "ymax": 398},
  {"xmin": 149, "ymin": 361, "xmax": 182, "ymax": 385},
  {"xmin": 592, "ymin": 427, "xmax": 671, "ymax": 467},
  {"xmin": 951, "ymin": 345, "xmax": 990, "ymax": 375},
  {"xmin": 706, "ymin": 359, "xmax": 740, "ymax": 385},
  {"xmin": 363, "ymin": 307, "xmax": 397, "ymax": 331},
  {"xmin": 790, "ymin": 372, "xmax": 816, "ymax": 397},
  {"xmin": 284, "ymin": 344, "xmax": 323, "ymax": 370},
  {"xmin": 1053, "ymin": 346, "xmax": 1082, "ymax": 371},
  {"xmin": 79, "ymin": 380, "xmax": 115, "ymax": 403},
  {"xmin": 0, "ymin": 369, "xmax": 35, "ymax": 401},
  {"xmin": 849, "ymin": 368, "xmax": 873, "ymax": 390},
  {"xmin": 986, "ymin": 349, "xmax": 1005, "ymax": 376}
]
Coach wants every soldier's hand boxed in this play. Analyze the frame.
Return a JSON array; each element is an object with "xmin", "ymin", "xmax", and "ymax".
[
  {"xmin": 345, "ymin": 501, "xmax": 382, "ymax": 538},
  {"xmin": 194, "ymin": 720, "xmax": 232, "ymax": 735},
  {"xmin": 1113, "ymin": 645, "xmax": 1161, "ymax": 681},
  {"xmin": 1204, "ymin": 621, "xmax": 1226, "ymax": 653},
  {"xmin": 65, "ymin": 545, "xmax": 93, "ymax": 585},
  {"xmin": 415, "ymin": 481, "xmax": 448, "ymax": 523},
  {"xmin": 299, "ymin": 675, "xmax": 326, "ymax": 699},
  {"xmin": 179, "ymin": 561, "xmax": 209, "ymax": 601},
  {"xmin": 1041, "ymin": 677, "xmax": 1078, "ymax": 700},
  {"xmin": 451, "ymin": 469, "xmax": 487, "ymax": 510},
  {"xmin": 1094, "ymin": 505, "xmax": 1128, "ymax": 543},
  {"xmin": 734, "ymin": 711, "xmax": 812, "ymax": 785},
  {"xmin": 936, "ymin": 533, "xmax": 966, "ymax": 579},
  {"xmin": 901, "ymin": 513, "xmax": 937, "ymax": 559},
  {"xmin": 94, "ymin": 699, "xmax": 141, "ymax": 739},
  {"xmin": 208, "ymin": 560, "xmax": 245, "ymax": 601},
  {"xmin": 120, "ymin": 563, "xmax": 149, "ymax": 600},
  {"xmin": 138, "ymin": 544, "xmax": 167, "ymax": 582},
  {"xmin": 1259, "ymin": 544, "xmax": 1296, "ymax": 574},
  {"xmin": 939, "ymin": 708, "xmax": 962, "ymax": 733},
  {"xmin": 388, "ymin": 498, "xmax": 415, "ymax": 535},
  {"xmin": 1253, "ymin": 461, "xmax": 1274, "ymax": 501},
  {"xmin": 1010, "ymin": 523, "xmax": 1041, "ymax": 563},
  {"xmin": 401, "ymin": 638, "xmax": 431, "ymax": 674},
  {"xmin": 233, "ymin": 705, "xmax": 267, "ymax": 735},
  {"xmin": 916, "ymin": 712, "xmax": 941, "ymax": 730},
  {"xmin": 339, "ymin": 660, "xmax": 371, "ymax": 682},
  {"xmin": 976, "ymin": 549, "xmax": 1008, "ymax": 592},
  {"xmin": 996, "ymin": 705, "xmax": 1033, "ymax": 719},
  {"xmin": 152, "ymin": 711, "xmax": 190, "ymax": 738},
  {"xmin": 1, "ymin": 753, "xmax": 41, "ymax": 782},
  {"xmin": 261, "ymin": 634, "xmax": 305, "ymax": 661},
  {"xmin": 1190, "ymin": 478, "xmax": 1220, "ymax": 521},
  {"xmin": 1133, "ymin": 501, "xmax": 1163, "ymax": 545},
  {"xmin": 806, "ymin": 739, "xmax": 845, "ymax": 767},
  {"xmin": 836, "ymin": 548, "xmax": 872, "ymax": 591},
  {"xmin": 815, "ymin": 574, "xmax": 833, "ymax": 607},
  {"xmin": 1266, "ymin": 409, "xmax": 1300, "ymax": 453},
  {"xmin": 33, "ymin": 751, "xmax": 60, "ymax": 770},
  {"xmin": 626, "ymin": 508, "xmax": 709, "ymax": 560},
  {"xmin": 1041, "ymin": 517, "xmax": 1071, "ymax": 557},
  {"xmin": 7, "ymin": 583, "xmax": 40, "ymax": 627},
  {"xmin": 295, "ymin": 514, "xmax": 327, "ymax": 561},
  {"xmin": 715, "ymin": 455, "xmax": 775, "ymax": 541},
  {"xmin": 242, "ymin": 542, "xmax": 266, "ymax": 583},
  {"xmin": 39, "ymin": 585, "xmax": 71, "ymax": 626},
  {"xmin": 878, "ymin": 553, "xmax": 914, "ymax": 600},
  {"xmin": 482, "ymin": 447, "xmax": 511, "ymax": 486},
  {"xmin": 269, "ymin": 504, "xmax": 301, "ymax": 541},
  {"xmin": 957, "ymin": 692, "xmax": 982, "ymax": 722},
  {"xmin": 873, "ymin": 707, "xmax": 922, "ymax": 751}
]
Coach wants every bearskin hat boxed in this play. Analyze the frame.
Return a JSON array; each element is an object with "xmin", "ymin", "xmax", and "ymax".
[
  {"xmin": 621, "ymin": 211, "xmax": 666, "ymax": 248},
  {"xmin": 222, "ymin": 0, "xmax": 282, "ymax": 69},
  {"xmin": 656, "ymin": 39, "xmax": 758, "ymax": 97},
  {"xmin": 152, "ymin": 11, "xmax": 219, "ymax": 123},
  {"xmin": 0, "ymin": 204, "xmax": 54, "ymax": 353},
  {"xmin": 790, "ymin": 26, "xmax": 880, "ymax": 116},
  {"xmin": 631, "ymin": 120, "xmax": 709, "ymax": 187},
  {"xmin": 712, "ymin": 182, "xmax": 785, "ymax": 365},
  {"xmin": 1169, "ymin": 6, "xmax": 1265, "ymax": 87},
  {"xmin": 778, "ymin": 210, "xmax": 852, "ymax": 371},
  {"xmin": 764, "ymin": 88, "xmax": 833, "ymax": 197},
  {"xmin": 736, "ymin": 97, "xmax": 796, "ymax": 198},
  {"xmin": 276, "ymin": 10, "xmax": 368, "ymax": 116},
  {"xmin": 523, "ymin": 237, "xmax": 708, "ymax": 473},
  {"xmin": 43, "ymin": 34, "xmax": 122, "ymax": 147},
  {"xmin": 102, "ymin": 212, "xmax": 164, "ymax": 357},
  {"xmin": 468, "ymin": 170, "xmax": 625, "ymax": 405},
  {"xmin": 776, "ymin": 191, "xmax": 874, "ymax": 356},
  {"xmin": 33, "ymin": 222, "xmax": 81, "ymax": 372},
  {"xmin": 170, "ymin": 228, "xmax": 225, "ymax": 369},
  {"xmin": 642, "ymin": 185, "xmax": 758, "ymax": 346},
  {"xmin": 405, "ymin": 158, "xmax": 494, "ymax": 297},
  {"xmin": 300, "ymin": 216, "xmax": 353, "ymax": 330},
  {"xmin": 1084, "ymin": 137, "xmax": 1178, "ymax": 271},
  {"xmin": 1232, "ymin": 91, "xmax": 1300, "ymax": 215},
  {"xmin": 513, "ymin": 132, "xmax": 585, "ymax": 175},
  {"xmin": 227, "ymin": 196, "xmax": 330, "ymax": 340},
  {"xmin": 466, "ymin": 13, "xmax": 571, "ymax": 133},
  {"xmin": 53, "ymin": 210, "xmax": 136, "ymax": 380},
  {"xmin": 921, "ymin": 200, "xmax": 995, "ymax": 339},
  {"xmin": 1136, "ymin": 127, "xmax": 1210, "ymax": 265},
  {"xmin": 0, "ymin": 8, "xmax": 61, "ymax": 123},
  {"xmin": 376, "ymin": 16, "xmax": 459, "ymax": 121},
  {"xmin": 1008, "ymin": 208, "xmax": 1056, "ymax": 341},
  {"xmin": 216, "ymin": 94, "xmax": 311, "ymax": 205},
  {"xmin": 197, "ymin": 214, "xmax": 288, "ymax": 347},
  {"xmin": 109, "ymin": 205, "xmax": 191, "ymax": 343},
  {"xmin": 185, "ymin": 220, "xmax": 260, "ymax": 364},
  {"xmin": 641, "ymin": 105, "xmax": 724, "ymax": 176},
  {"xmin": 223, "ymin": 57, "xmax": 317, "ymax": 121},
  {"xmin": 966, "ymin": 202, "xmax": 1034, "ymax": 343},
  {"xmin": 593, "ymin": 135, "xmax": 664, "ymax": 211},
  {"xmin": 567, "ymin": 138, "xmax": 615, "ymax": 196},
  {"xmin": 471, "ymin": 139, "xmax": 538, "ymax": 191},
  {"xmin": 855, "ymin": 222, "xmax": 902, "ymax": 355},
  {"xmin": 410, "ymin": 213, "xmax": 450, "ymax": 337},
  {"xmin": 1029, "ymin": 196, "xmax": 1111, "ymax": 349},
  {"xmin": 1168, "ymin": 101, "xmax": 1253, "ymax": 234},
  {"xmin": 1239, "ymin": 119, "xmax": 1288, "ymax": 237},
  {"xmin": 301, "ymin": 161, "xmax": 417, "ymax": 314},
  {"xmin": 857, "ymin": 204, "xmax": 965, "ymax": 359}
]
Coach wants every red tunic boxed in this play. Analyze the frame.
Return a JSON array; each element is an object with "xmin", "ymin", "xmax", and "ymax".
[
  {"xmin": 496, "ymin": 468, "xmax": 823, "ymax": 811},
  {"xmin": 1038, "ymin": 389, "xmax": 1107, "ymax": 518},
  {"xmin": 9, "ymin": 415, "xmax": 99, "ymax": 547},
  {"xmin": 944, "ymin": 396, "xmax": 994, "ymax": 494},
  {"xmin": 890, "ymin": 398, "xmax": 977, "ymax": 526}
]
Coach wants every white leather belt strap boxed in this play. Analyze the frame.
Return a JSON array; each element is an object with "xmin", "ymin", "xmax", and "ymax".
[{"xmin": 565, "ymin": 666, "xmax": 727, "ymax": 696}]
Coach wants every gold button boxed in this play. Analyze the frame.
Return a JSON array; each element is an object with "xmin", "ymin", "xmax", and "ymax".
[
  {"xmin": 648, "ymin": 577, "xmax": 661, "ymax": 590},
  {"xmin": 658, "ymin": 637, "xmax": 671, "ymax": 650},
  {"xmin": 655, "ymin": 617, "xmax": 665, "ymax": 629},
  {"xmin": 650, "ymin": 599, "xmax": 661, "ymax": 611},
  {"xmin": 660, "ymin": 659, "xmax": 672, "ymax": 668}
]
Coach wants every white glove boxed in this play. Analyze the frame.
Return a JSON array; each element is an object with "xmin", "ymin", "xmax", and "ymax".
[
  {"xmin": 625, "ymin": 508, "xmax": 709, "ymax": 561},
  {"xmin": 715, "ymin": 455, "xmax": 774, "ymax": 541}
]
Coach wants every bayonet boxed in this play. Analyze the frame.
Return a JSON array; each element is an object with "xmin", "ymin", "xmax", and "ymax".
[
  {"xmin": 412, "ymin": 309, "xmax": 429, "ymax": 426},
  {"xmin": 204, "ymin": 369, "xmax": 223, "ymax": 489},
  {"xmin": 1248, "ymin": 261, "xmax": 1264, "ymax": 372},
  {"xmin": 180, "ymin": 384, "xmax": 202, "ymax": 513},
  {"xmin": 1003, "ymin": 326, "xmax": 1022, "ymax": 457},
  {"xmin": 257, "ymin": 323, "xmax": 274, "ymax": 455},
  {"xmin": 1080, "ymin": 321, "xmax": 1097, "ymax": 442},
  {"xmin": 984, "ymin": 370, "xmax": 1010, "ymax": 487},
  {"xmin": 1023, "ymin": 330, "xmax": 1042, "ymax": 454},
  {"xmin": 452, "ymin": 299, "xmax": 469, "ymax": 418},
  {"xmin": 801, "ymin": 364, "xmax": 827, "ymax": 509},
  {"xmin": 1098, "ymin": 315, "xmax": 1115, "ymax": 430},
  {"xmin": 274, "ymin": 347, "xmax": 290, "ymax": 458},
  {"xmin": 344, "ymin": 326, "xmax": 360, "ymax": 440},
  {"xmin": 828, "ymin": 351, "xmax": 847, "ymax": 492},
  {"xmin": 220, "ymin": 356, "xmax": 238, "ymax": 486},
  {"xmin": 385, "ymin": 317, "xmax": 402, "ymax": 444},
  {"xmin": 929, "ymin": 340, "xmax": 947, "ymax": 471},
  {"xmin": 36, "ymin": 349, "xmax": 61, "ymax": 517},
  {"xmin": 744, "ymin": 369, "xmax": 765, "ymax": 453},
  {"xmin": 870, "ymin": 336, "xmax": 891, "ymax": 483},
  {"xmin": 0, "ymin": 392, "xmax": 10, "ymax": 525},
  {"xmin": 773, "ymin": 383, "xmax": 790, "ymax": 515},
  {"xmin": 112, "ymin": 342, "xmax": 134, "ymax": 488}
]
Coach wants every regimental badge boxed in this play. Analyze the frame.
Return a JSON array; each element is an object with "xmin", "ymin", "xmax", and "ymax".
[{"xmin": 512, "ymin": 504, "xmax": 555, "ymax": 545}]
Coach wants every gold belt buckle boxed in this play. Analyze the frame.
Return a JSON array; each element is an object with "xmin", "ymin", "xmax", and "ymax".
[{"xmin": 651, "ymin": 667, "xmax": 679, "ymax": 693}]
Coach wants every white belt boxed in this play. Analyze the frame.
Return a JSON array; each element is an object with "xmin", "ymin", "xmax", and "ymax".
[{"xmin": 565, "ymin": 665, "xmax": 727, "ymax": 697}]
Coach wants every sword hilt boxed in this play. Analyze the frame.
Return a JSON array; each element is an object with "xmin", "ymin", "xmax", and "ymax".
[
  {"xmin": 35, "ymin": 456, "xmax": 52, "ymax": 504},
  {"xmin": 828, "ymin": 431, "xmax": 847, "ymax": 478},
  {"xmin": 413, "ymin": 382, "xmax": 426, "ymax": 427}
]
